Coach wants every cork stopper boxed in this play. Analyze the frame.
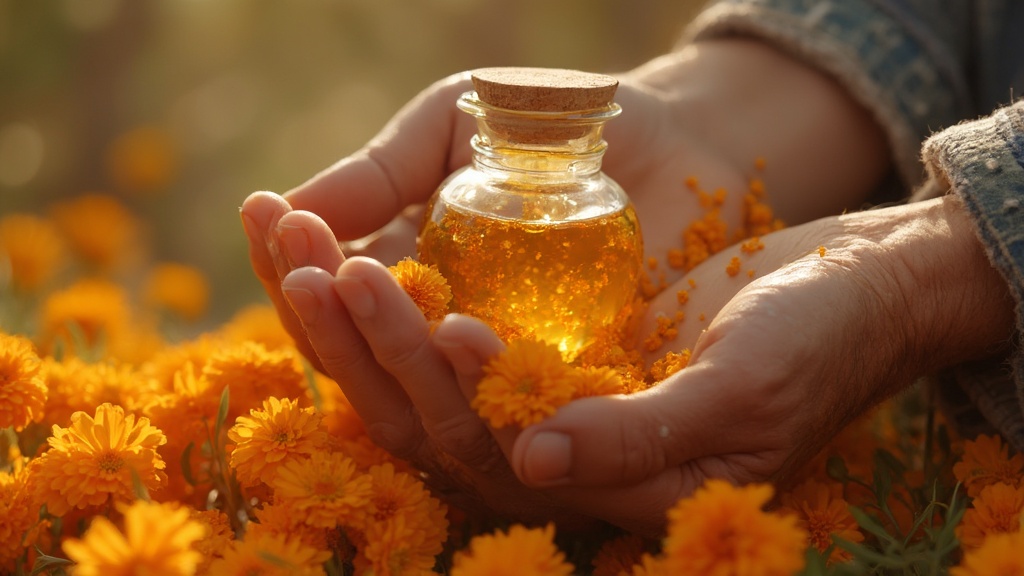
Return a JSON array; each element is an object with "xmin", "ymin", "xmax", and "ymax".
[{"xmin": 471, "ymin": 67, "xmax": 618, "ymax": 113}]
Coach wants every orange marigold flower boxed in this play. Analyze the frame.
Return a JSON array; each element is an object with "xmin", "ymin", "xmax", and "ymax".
[
  {"xmin": 203, "ymin": 340, "xmax": 306, "ymax": 420},
  {"xmin": 472, "ymin": 338, "xmax": 577, "ymax": 429},
  {"xmin": 572, "ymin": 365, "xmax": 625, "ymax": 398},
  {"xmin": 189, "ymin": 508, "xmax": 234, "ymax": 574},
  {"xmin": 591, "ymin": 534, "xmax": 649, "ymax": 576},
  {"xmin": 950, "ymin": 530, "xmax": 1024, "ymax": 576},
  {"xmin": 271, "ymin": 449, "xmax": 374, "ymax": 529},
  {"xmin": 228, "ymin": 396, "xmax": 328, "ymax": 487},
  {"xmin": 0, "ymin": 213, "xmax": 65, "ymax": 291},
  {"xmin": 142, "ymin": 262, "xmax": 210, "ymax": 322},
  {"xmin": 144, "ymin": 361, "xmax": 223, "ymax": 449},
  {"xmin": 778, "ymin": 478, "xmax": 863, "ymax": 564},
  {"xmin": 357, "ymin": 513, "xmax": 446, "ymax": 576},
  {"xmin": 49, "ymin": 193, "xmax": 143, "ymax": 271},
  {"xmin": 0, "ymin": 333, "xmax": 46, "ymax": 431},
  {"xmin": 207, "ymin": 530, "xmax": 330, "ymax": 576},
  {"xmin": 628, "ymin": 553, "xmax": 667, "ymax": 576},
  {"xmin": 38, "ymin": 277, "xmax": 131, "ymax": 357},
  {"xmin": 451, "ymin": 523, "xmax": 574, "ymax": 576},
  {"xmin": 648, "ymin": 349, "xmax": 691, "ymax": 382},
  {"xmin": 105, "ymin": 125, "xmax": 178, "ymax": 194},
  {"xmin": 249, "ymin": 500, "xmax": 332, "ymax": 552},
  {"xmin": 956, "ymin": 482, "xmax": 1024, "ymax": 550},
  {"xmin": 663, "ymin": 480, "xmax": 807, "ymax": 575},
  {"xmin": 62, "ymin": 500, "xmax": 204, "ymax": 576},
  {"xmin": 0, "ymin": 467, "xmax": 37, "ymax": 573},
  {"xmin": 30, "ymin": 403, "xmax": 167, "ymax": 517},
  {"xmin": 388, "ymin": 258, "xmax": 452, "ymax": 323},
  {"xmin": 954, "ymin": 434, "xmax": 1024, "ymax": 498}
]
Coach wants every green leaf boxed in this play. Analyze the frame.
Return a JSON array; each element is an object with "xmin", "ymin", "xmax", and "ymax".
[
  {"xmin": 848, "ymin": 506, "xmax": 896, "ymax": 545},
  {"xmin": 30, "ymin": 550, "xmax": 73, "ymax": 575},
  {"xmin": 826, "ymin": 456, "xmax": 850, "ymax": 483},
  {"xmin": 213, "ymin": 385, "xmax": 231, "ymax": 444},
  {"xmin": 180, "ymin": 441, "xmax": 197, "ymax": 486}
]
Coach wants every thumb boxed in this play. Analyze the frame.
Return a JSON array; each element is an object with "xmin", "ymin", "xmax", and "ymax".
[{"xmin": 510, "ymin": 364, "xmax": 741, "ymax": 488}]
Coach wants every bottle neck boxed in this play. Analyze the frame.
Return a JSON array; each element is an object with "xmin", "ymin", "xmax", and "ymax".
[{"xmin": 458, "ymin": 91, "xmax": 619, "ymax": 177}]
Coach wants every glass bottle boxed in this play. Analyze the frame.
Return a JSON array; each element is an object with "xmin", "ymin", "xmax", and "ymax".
[{"xmin": 417, "ymin": 67, "xmax": 643, "ymax": 360}]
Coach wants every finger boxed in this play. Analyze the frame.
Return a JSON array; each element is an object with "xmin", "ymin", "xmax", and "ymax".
[
  {"xmin": 509, "ymin": 362, "xmax": 753, "ymax": 489},
  {"xmin": 285, "ymin": 74, "xmax": 475, "ymax": 242},
  {"xmin": 240, "ymin": 191, "xmax": 324, "ymax": 371},
  {"xmin": 274, "ymin": 210, "xmax": 345, "ymax": 273},
  {"xmin": 332, "ymin": 257, "xmax": 504, "ymax": 470},
  {"xmin": 280, "ymin": 266, "xmax": 425, "ymax": 460}
]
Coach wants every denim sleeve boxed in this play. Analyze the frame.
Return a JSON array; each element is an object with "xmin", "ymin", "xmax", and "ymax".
[
  {"xmin": 683, "ymin": 0, "xmax": 974, "ymax": 188},
  {"xmin": 921, "ymin": 101, "xmax": 1024, "ymax": 449}
]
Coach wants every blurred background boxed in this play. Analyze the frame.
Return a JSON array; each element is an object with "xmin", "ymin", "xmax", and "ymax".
[{"xmin": 0, "ymin": 0, "xmax": 705, "ymax": 329}]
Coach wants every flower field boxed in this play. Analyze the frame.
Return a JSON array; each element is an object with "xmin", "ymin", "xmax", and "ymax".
[{"xmin": 1, "ymin": 192, "xmax": 1023, "ymax": 576}]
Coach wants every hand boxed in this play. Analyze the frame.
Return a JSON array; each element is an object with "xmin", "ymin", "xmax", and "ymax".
[
  {"xmin": 499, "ymin": 195, "xmax": 1014, "ymax": 533},
  {"xmin": 240, "ymin": 38, "xmax": 896, "ymax": 529}
]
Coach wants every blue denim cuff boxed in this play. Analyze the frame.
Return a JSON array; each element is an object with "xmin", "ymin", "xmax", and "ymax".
[
  {"xmin": 922, "ymin": 101, "xmax": 1024, "ymax": 449},
  {"xmin": 685, "ymin": 0, "xmax": 973, "ymax": 188}
]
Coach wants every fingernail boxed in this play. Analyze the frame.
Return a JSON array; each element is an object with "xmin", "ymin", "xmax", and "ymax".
[
  {"xmin": 282, "ymin": 286, "xmax": 320, "ymax": 325},
  {"xmin": 335, "ymin": 275, "xmax": 377, "ymax": 318},
  {"xmin": 521, "ymin": 432, "xmax": 572, "ymax": 485},
  {"xmin": 240, "ymin": 212, "xmax": 260, "ymax": 242},
  {"xmin": 276, "ymin": 223, "xmax": 310, "ymax": 268}
]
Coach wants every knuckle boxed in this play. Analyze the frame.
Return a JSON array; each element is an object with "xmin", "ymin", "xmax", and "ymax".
[
  {"xmin": 429, "ymin": 412, "xmax": 504, "ymax": 472},
  {"xmin": 618, "ymin": 417, "xmax": 668, "ymax": 484}
]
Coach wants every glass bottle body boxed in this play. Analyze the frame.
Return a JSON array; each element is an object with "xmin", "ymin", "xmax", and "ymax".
[{"xmin": 417, "ymin": 92, "xmax": 642, "ymax": 359}]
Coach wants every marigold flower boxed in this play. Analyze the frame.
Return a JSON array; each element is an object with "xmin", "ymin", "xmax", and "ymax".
[
  {"xmin": 663, "ymin": 480, "xmax": 807, "ymax": 575},
  {"xmin": 249, "ymin": 501, "xmax": 332, "ymax": 551},
  {"xmin": 0, "ymin": 333, "xmax": 47, "ymax": 431},
  {"xmin": 778, "ymin": 478, "xmax": 863, "ymax": 564},
  {"xmin": 207, "ymin": 530, "xmax": 331, "ymax": 576},
  {"xmin": 451, "ymin": 523, "xmax": 573, "ymax": 576},
  {"xmin": 956, "ymin": 481, "xmax": 1024, "ymax": 550},
  {"xmin": 572, "ymin": 365, "xmax": 625, "ymax": 398},
  {"xmin": 954, "ymin": 434, "xmax": 1024, "ymax": 498},
  {"xmin": 203, "ymin": 340, "xmax": 306, "ymax": 420},
  {"xmin": 189, "ymin": 508, "xmax": 234, "ymax": 574},
  {"xmin": 648, "ymin": 349, "xmax": 691, "ymax": 382},
  {"xmin": 30, "ymin": 403, "xmax": 167, "ymax": 516},
  {"xmin": 228, "ymin": 396, "xmax": 328, "ymax": 487},
  {"xmin": 351, "ymin": 462, "xmax": 448, "ymax": 574},
  {"xmin": 628, "ymin": 553, "xmax": 667, "ymax": 576},
  {"xmin": 0, "ymin": 467, "xmax": 37, "ymax": 573},
  {"xmin": 105, "ymin": 125, "xmax": 178, "ymax": 194},
  {"xmin": 950, "ymin": 530, "xmax": 1024, "ymax": 576},
  {"xmin": 145, "ymin": 362, "xmax": 223, "ymax": 448},
  {"xmin": 49, "ymin": 193, "xmax": 143, "ymax": 271},
  {"xmin": 388, "ymin": 258, "xmax": 453, "ymax": 322},
  {"xmin": 142, "ymin": 262, "xmax": 210, "ymax": 322},
  {"xmin": 38, "ymin": 278, "xmax": 131, "ymax": 357},
  {"xmin": 62, "ymin": 500, "xmax": 204, "ymax": 576},
  {"xmin": 0, "ymin": 213, "xmax": 65, "ymax": 291},
  {"xmin": 472, "ymin": 338, "xmax": 577, "ymax": 428},
  {"xmin": 271, "ymin": 449, "xmax": 374, "ymax": 529},
  {"xmin": 591, "ymin": 534, "xmax": 649, "ymax": 576},
  {"xmin": 217, "ymin": 304, "xmax": 295, "ymax": 350}
]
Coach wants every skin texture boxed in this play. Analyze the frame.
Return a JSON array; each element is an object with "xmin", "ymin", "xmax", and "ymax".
[{"xmin": 240, "ymin": 38, "xmax": 1015, "ymax": 535}]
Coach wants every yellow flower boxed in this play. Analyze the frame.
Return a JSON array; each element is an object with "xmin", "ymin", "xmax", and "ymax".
[
  {"xmin": 142, "ymin": 262, "xmax": 210, "ymax": 322},
  {"xmin": 105, "ymin": 125, "xmax": 178, "ymax": 194},
  {"xmin": 248, "ymin": 500, "xmax": 332, "ymax": 552},
  {"xmin": 451, "ymin": 523, "xmax": 573, "ymax": 576},
  {"xmin": 0, "ymin": 213, "xmax": 65, "ymax": 291},
  {"xmin": 957, "ymin": 482, "xmax": 1024, "ymax": 550},
  {"xmin": 271, "ymin": 449, "xmax": 374, "ymax": 529},
  {"xmin": 388, "ymin": 258, "xmax": 453, "ymax": 322},
  {"xmin": 663, "ymin": 480, "xmax": 807, "ymax": 576},
  {"xmin": 188, "ymin": 508, "xmax": 234, "ymax": 574},
  {"xmin": 49, "ymin": 193, "xmax": 143, "ymax": 271},
  {"xmin": 591, "ymin": 534, "xmax": 649, "ymax": 576},
  {"xmin": 38, "ymin": 277, "xmax": 131, "ymax": 357},
  {"xmin": 950, "ymin": 530, "xmax": 1024, "ymax": 576},
  {"xmin": 353, "ymin": 462, "xmax": 449, "ymax": 575},
  {"xmin": 778, "ymin": 478, "xmax": 863, "ymax": 564},
  {"xmin": 0, "ymin": 467, "xmax": 37, "ymax": 573},
  {"xmin": 472, "ymin": 338, "xmax": 577, "ymax": 428},
  {"xmin": 0, "ymin": 333, "xmax": 47, "ymax": 431},
  {"xmin": 62, "ymin": 500, "xmax": 204, "ymax": 576},
  {"xmin": 954, "ymin": 434, "xmax": 1024, "ymax": 498},
  {"xmin": 203, "ymin": 341, "xmax": 306, "ymax": 420},
  {"xmin": 41, "ymin": 357, "xmax": 152, "ymax": 425},
  {"xmin": 145, "ymin": 362, "xmax": 223, "ymax": 449},
  {"xmin": 571, "ymin": 365, "xmax": 625, "ymax": 399},
  {"xmin": 227, "ymin": 396, "xmax": 328, "ymax": 487},
  {"xmin": 30, "ymin": 403, "xmax": 167, "ymax": 516},
  {"xmin": 208, "ymin": 530, "xmax": 330, "ymax": 576}
]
